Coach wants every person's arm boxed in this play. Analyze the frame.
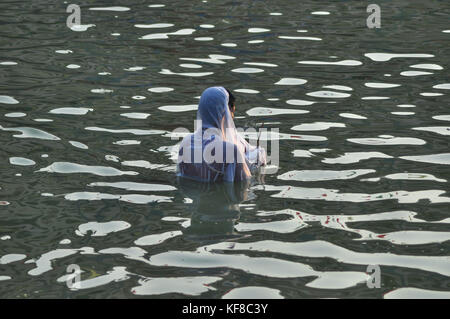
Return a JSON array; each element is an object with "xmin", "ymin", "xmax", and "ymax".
[
  {"xmin": 247, "ymin": 145, "xmax": 267, "ymax": 167},
  {"xmin": 237, "ymin": 134, "xmax": 266, "ymax": 167}
]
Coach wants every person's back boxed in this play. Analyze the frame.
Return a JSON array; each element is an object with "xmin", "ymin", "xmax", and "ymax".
[{"xmin": 178, "ymin": 136, "xmax": 248, "ymax": 182}]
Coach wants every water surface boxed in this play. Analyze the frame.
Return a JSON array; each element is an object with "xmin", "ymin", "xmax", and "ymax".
[{"xmin": 0, "ymin": 0, "xmax": 449, "ymax": 298}]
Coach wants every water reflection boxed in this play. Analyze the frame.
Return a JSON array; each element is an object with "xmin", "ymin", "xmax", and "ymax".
[{"xmin": 177, "ymin": 179, "xmax": 252, "ymax": 242}]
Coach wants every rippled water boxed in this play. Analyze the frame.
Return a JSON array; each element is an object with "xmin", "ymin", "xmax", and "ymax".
[{"xmin": 1, "ymin": 0, "xmax": 449, "ymax": 299}]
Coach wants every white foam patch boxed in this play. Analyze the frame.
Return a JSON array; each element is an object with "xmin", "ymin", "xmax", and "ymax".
[
  {"xmin": 365, "ymin": 53, "xmax": 434, "ymax": 62},
  {"xmin": 275, "ymin": 78, "xmax": 307, "ymax": 85},
  {"xmin": 89, "ymin": 7, "xmax": 130, "ymax": 11},
  {"xmin": 384, "ymin": 288, "xmax": 450, "ymax": 299},
  {"xmin": 234, "ymin": 89, "xmax": 260, "ymax": 94},
  {"xmin": 5, "ymin": 112, "xmax": 26, "ymax": 118},
  {"xmin": 85, "ymin": 126, "xmax": 165, "ymax": 135},
  {"xmin": 134, "ymin": 231, "xmax": 182, "ymax": 246},
  {"xmin": 0, "ymin": 254, "xmax": 26, "ymax": 264},
  {"xmin": 298, "ymin": 60, "xmax": 362, "ymax": 66},
  {"xmin": 65, "ymin": 192, "xmax": 172, "ymax": 204},
  {"xmin": 306, "ymin": 91, "xmax": 351, "ymax": 98},
  {"xmin": 49, "ymin": 107, "xmax": 93, "ymax": 115},
  {"xmin": 412, "ymin": 126, "xmax": 450, "ymax": 136},
  {"xmin": 0, "ymin": 125, "xmax": 60, "ymax": 140},
  {"xmin": 134, "ymin": 23, "xmax": 174, "ymax": 28},
  {"xmin": 69, "ymin": 24, "xmax": 95, "ymax": 32},
  {"xmin": 365, "ymin": 82, "xmax": 401, "ymax": 88},
  {"xmin": 279, "ymin": 36, "xmax": 322, "ymax": 41},
  {"xmin": 286, "ymin": 99, "xmax": 317, "ymax": 106},
  {"xmin": 148, "ymin": 87, "xmax": 174, "ymax": 93},
  {"xmin": 37, "ymin": 162, "xmax": 138, "ymax": 176},
  {"xmin": 339, "ymin": 113, "xmax": 367, "ymax": 119},
  {"xmin": 0, "ymin": 95, "xmax": 19, "ymax": 104},
  {"xmin": 9, "ymin": 157, "xmax": 36, "ymax": 166},
  {"xmin": 361, "ymin": 96, "xmax": 390, "ymax": 100},
  {"xmin": 120, "ymin": 113, "xmax": 151, "ymax": 119},
  {"xmin": 278, "ymin": 169, "xmax": 375, "ymax": 182},
  {"xmin": 132, "ymin": 276, "xmax": 221, "ymax": 296},
  {"xmin": 91, "ymin": 88, "xmax": 113, "ymax": 94},
  {"xmin": 159, "ymin": 69, "xmax": 213, "ymax": 77},
  {"xmin": 291, "ymin": 122, "xmax": 345, "ymax": 131},
  {"xmin": 248, "ymin": 28, "xmax": 270, "ymax": 33},
  {"xmin": 66, "ymin": 64, "xmax": 80, "ymax": 69},
  {"xmin": 432, "ymin": 115, "xmax": 450, "ymax": 121},
  {"xmin": 433, "ymin": 83, "xmax": 450, "ymax": 90},
  {"xmin": 88, "ymin": 181, "xmax": 176, "ymax": 192},
  {"xmin": 306, "ymin": 272, "xmax": 369, "ymax": 289},
  {"xmin": 158, "ymin": 104, "xmax": 198, "ymax": 112},
  {"xmin": 348, "ymin": 136, "xmax": 426, "ymax": 145},
  {"xmin": 223, "ymin": 287, "xmax": 283, "ymax": 299},
  {"xmin": 58, "ymin": 266, "xmax": 130, "ymax": 290},
  {"xmin": 247, "ymin": 107, "xmax": 308, "ymax": 116},
  {"xmin": 75, "ymin": 221, "xmax": 131, "ymax": 237},
  {"xmin": 400, "ymin": 71, "xmax": 433, "ymax": 76},
  {"xmin": 311, "ymin": 11, "xmax": 330, "ymax": 15},
  {"xmin": 400, "ymin": 153, "xmax": 450, "ymax": 165},
  {"xmin": 322, "ymin": 152, "xmax": 392, "ymax": 164},
  {"xmin": 323, "ymin": 85, "xmax": 353, "ymax": 91},
  {"xmin": 231, "ymin": 68, "xmax": 264, "ymax": 73}
]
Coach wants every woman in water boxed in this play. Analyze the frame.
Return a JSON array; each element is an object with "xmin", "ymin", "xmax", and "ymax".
[{"xmin": 177, "ymin": 86, "xmax": 266, "ymax": 183}]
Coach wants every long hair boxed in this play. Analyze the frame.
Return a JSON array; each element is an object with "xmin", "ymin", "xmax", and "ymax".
[{"xmin": 225, "ymin": 88, "xmax": 236, "ymax": 111}]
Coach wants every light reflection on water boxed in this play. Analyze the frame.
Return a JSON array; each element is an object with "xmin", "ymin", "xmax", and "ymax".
[{"xmin": 0, "ymin": 0, "xmax": 449, "ymax": 299}]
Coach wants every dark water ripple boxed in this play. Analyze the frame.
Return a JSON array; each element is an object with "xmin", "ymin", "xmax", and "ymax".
[{"xmin": 0, "ymin": 0, "xmax": 449, "ymax": 298}]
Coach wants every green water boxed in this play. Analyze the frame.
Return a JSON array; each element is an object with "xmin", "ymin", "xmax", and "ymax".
[{"xmin": 0, "ymin": 0, "xmax": 449, "ymax": 298}]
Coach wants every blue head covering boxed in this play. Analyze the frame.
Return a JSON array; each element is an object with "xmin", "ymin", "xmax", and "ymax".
[{"xmin": 197, "ymin": 87, "xmax": 229, "ymax": 130}]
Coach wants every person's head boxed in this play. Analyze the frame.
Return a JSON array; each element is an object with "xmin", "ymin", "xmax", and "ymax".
[
  {"xmin": 225, "ymin": 88, "xmax": 236, "ymax": 119},
  {"xmin": 197, "ymin": 87, "xmax": 229, "ymax": 130}
]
